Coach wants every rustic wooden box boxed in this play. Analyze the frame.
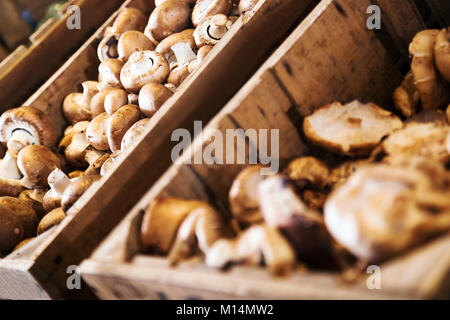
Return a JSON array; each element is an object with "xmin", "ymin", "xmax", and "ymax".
[
  {"xmin": 81, "ymin": 0, "xmax": 450, "ymax": 300},
  {"xmin": 0, "ymin": 0, "xmax": 315, "ymax": 300},
  {"xmin": 0, "ymin": 0, "xmax": 123, "ymax": 113}
]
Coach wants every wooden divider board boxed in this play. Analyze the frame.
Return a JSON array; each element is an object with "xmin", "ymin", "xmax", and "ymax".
[
  {"xmin": 81, "ymin": 0, "xmax": 450, "ymax": 300},
  {"xmin": 0, "ymin": 0, "xmax": 123, "ymax": 116},
  {"xmin": 0, "ymin": 0, "xmax": 315, "ymax": 300}
]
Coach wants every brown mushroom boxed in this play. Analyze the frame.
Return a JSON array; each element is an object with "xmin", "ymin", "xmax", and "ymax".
[
  {"xmin": 121, "ymin": 118, "xmax": 151, "ymax": 153},
  {"xmin": 100, "ymin": 151, "xmax": 120, "ymax": 176},
  {"xmin": 111, "ymin": 7, "xmax": 147, "ymax": 35},
  {"xmin": 86, "ymin": 113, "xmax": 111, "ymax": 151},
  {"xmin": 156, "ymin": 29, "xmax": 198, "ymax": 72},
  {"xmin": 192, "ymin": 0, "xmax": 232, "ymax": 27},
  {"xmin": 229, "ymin": 165, "xmax": 267, "ymax": 226},
  {"xmin": 84, "ymin": 153, "xmax": 111, "ymax": 176},
  {"xmin": 409, "ymin": 30, "xmax": 449, "ymax": 110},
  {"xmin": 0, "ymin": 205, "xmax": 24, "ymax": 254},
  {"xmin": 156, "ymin": 0, "xmax": 196, "ymax": 6},
  {"xmin": 0, "ymin": 197, "xmax": 38, "ymax": 238},
  {"xmin": 98, "ymin": 59, "xmax": 124, "ymax": 91},
  {"xmin": 285, "ymin": 156, "xmax": 329, "ymax": 190},
  {"xmin": 188, "ymin": 45, "xmax": 213, "ymax": 73},
  {"xmin": 107, "ymin": 105, "xmax": 142, "ymax": 152},
  {"xmin": 17, "ymin": 145, "xmax": 61, "ymax": 189},
  {"xmin": 238, "ymin": 0, "xmax": 259, "ymax": 14},
  {"xmin": 193, "ymin": 14, "xmax": 233, "ymax": 48},
  {"xmin": 393, "ymin": 72, "xmax": 420, "ymax": 117},
  {"xmin": 258, "ymin": 175, "xmax": 341, "ymax": 269},
  {"xmin": 146, "ymin": 0, "xmax": 192, "ymax": 43},
  {"xmin": 63, "ymin": 81, "xmax": 99, "ymax": 124},
  {"xmin": 90, "ymin": 88, "xmax": 115, "ymax": 117},
  {"xmin": 43, "ymin": 168, "xmax": 73, "ymax": 212},
  {"xmin": 139, "ymin": 83, "xmax": 174, "ymax": 117},
  {"xmin": 167, "ymin": 65, "xmax": 191, "ymax": 87},
  {"xmin": 128, "ymin": 93, "xmax": 139, "ymax": 105},
  {"xmin": 118, "ymin": 31, "xmax": 155, "ymax": 61},
  {"xmin": 206, "ymin": 224, "xmax": 296, "ymax": 275},
  {"xmin": 324, "ymin": 161, "xmax": 450, "ymax": 262},
  {"xmin": 61, "ymin": 175, "xmax": 101, "ymax": 213},
  {"xmin": 168, "ymin": 205, "xmax": 234, "ymax": 265},
  {"xmin": 13, "ymin": 238, "xmax": 34, "ymax": 251},
  {"xmin": 140, "ymin": 197, "xmax": 210, "ymax": 254},
  {"xmin": 37, "ymin": 208, "xmax": 66, "ymax": 235},
  {"xmin": 120, "ymin": 51, "xmax": 170, "ymax": 93},
  {"xmin": 0, "ymin": 106, "xmax": 57, "ymax": 156},
  {"xmin": 97, "ymin": 33, "xmax": 120, "ymax": 62},
  {"xmin": 303, "ymin": 101, "xmax": 403, "ymax": 157},
  {"xmin": 18, "ymin": 189, "xmax": 46, "ymax": 219},
  {"xmin": 104, "ymin": 89, "xmax": 129, "ymax": 114}
]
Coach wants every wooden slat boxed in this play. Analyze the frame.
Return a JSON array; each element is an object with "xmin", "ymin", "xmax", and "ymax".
[
  {"xmin": 80, "ymin": 0, "xmax": 450, "ymax": 300},
  {"xmin": 0, "ymin": 0, "xmax": 123, "ymax": 113},
  {"xmin": 0, "ymin": 0, "xmax": 32, "ymax": 50},
  {"xmin": 0, "ymin": 45, "xmax": 28, "ymax": 76},
  {"xmin": 29, "ymin": 18, "xmax": 57, "ymax": 44}
]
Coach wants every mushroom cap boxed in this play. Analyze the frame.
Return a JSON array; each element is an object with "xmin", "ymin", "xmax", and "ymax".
[
  {"xmin": 90, "ymin": 88, "xmax": 115, "ymax": 117},
  {"xmin": 303, "ymin": 101, "xmax": 403, "ymax": 157},
  {"xmin": 121, "ymin": 118, "xmax": 151, "ymax": 152},
  {"xmin": 84, "ymin": 153, "xmax": 111, "ymax": 176},
  {"xmin": 140, "ymin": 197, "xmax": 211, "ymax": 254},
  {"xmin": 146, "ymin": 0, "xmax": 192, "ymax": 43},
  {"xmin": 229, "ymin": 165, "xmax": 266, "ymax": 226},
  {"xmin": 63, "ymin": 93, "xmax": 92, "ymax": 124},
  {"xmin": 393, "ymin": 72, "xmax": 420, "ymax": 117},
  {"xmin": 128, "ymin": 93, "xmax": 139, "ymax": 105},
  {"xmin": 18, "ymin": 189, "xmax": 46, "ymax": 219},
  {"xmin": 98, "ymin": 59, "xmax": 124, "ymax": 90},
  {"xmin": 0, "ymin": 178, "xmax": 25, "ymax": 197},
  {"xmin": 155, "ymin": 29, "xmax": 196, "ymax": 57},
  {"xmin": 43, "ymin": 189, "xmax": 62, "ymax": 213},
  {"xmin": 0, "ymin": 196, "xmax": 38, "ymax": 238},
  {"xmin": 0, "ymin": 205, "xmax": 24, "ymax": 254},
  {"xmin": 107, "ymin": 105, "xmax": 142, "ymax": 152},
  {"xmin": 192, "ymin": 0, "xmax": 233, "ymax": 27},
  {"xmin": 193, "ymin": 14, "xmax": 232, "ymax": 47},
  {"xmin": 61, "ymin": 175, "xmax": 101, "ymax": 213},
  {"xmin": 324, "ymin": 162, "xmax": 450, "ymax": 262},
  {"xmin": 409, "ymin": 30, "xmax": 449, "ymax": 110},
  {"xmin": 17, "ymin": 145, "xmax": 62, "ymax": 188},
  {"xmin": 13, "ymin": 238, "xmax": 34, "ymax": 252},
  {"xmin": 86, "ymin": 113, "xmax": 111, "ymax": 151},
  {"xmin": 111, "ymin": 7, "xmax": 147, "ymax": 35},
  {"xmin": 100, "ymin": 153, "xmax": 119, "ymax": 176},
  {"xmin": 238, "ymin": 0, "xmax": 259, "ymax": 15},
  {"xmin": 285, "ymin": 157, "xmax": 330, "ymax": 190},
  {"xmin": 139, "ymin": 83, "xmax": 174, "ymax": 117},
  {"xmin": 167, "ymin": 65, "xmax": 191, "ymax": 87},
  {"xmin": 64, "ymin": 121, "xmax": 91, "ymax": 167},
  {"xmin": 97, "ymin": 33, "xmax": 120, "ymax": 62},
  {"xmin": 156, "ymin": 0, "xmax": 196, "ymax": 6},
  {"xmin": 120, "ymin": 51, "xmax": 170, "ymax": 93},
  {"xmin": 434, "ymin": 27, "xmax": 450, "ymax": 83},
  {"xmin": 118, "ymin": 31, "xmax": 155, "ymax": 61},
  {"xmin": 0, "ymin": 106, "xmax": 57, "ymax": 152},
  {"xmin": 104, "ymin": 89, "xmax": 129, "ymax": 114},
  {"xmin": 37, "ymin": 208, "xmax": 66, "ymax": 235}
]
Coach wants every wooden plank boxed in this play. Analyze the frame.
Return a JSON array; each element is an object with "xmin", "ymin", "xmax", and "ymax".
[
  {"xmin": 0, "ymin": 43, "xmax": 8, "ymax": 62},
  {"xmin": 0, "ymin": 0, "xmax": 123, "ymax": 113},
  {"xmin": 80, "ymin": 0, "xmax": 450, "ymax": 300},
  {"xmin": 0, "ymin": 45, "xmax": 27, "ymax": 76},
  {"xmin": 0, "ymin": 0, "xmax": 32, "ymax": 50},
  {"xmin": 29, "ymin": 18, "xmax": 57, "ymax": 44}
]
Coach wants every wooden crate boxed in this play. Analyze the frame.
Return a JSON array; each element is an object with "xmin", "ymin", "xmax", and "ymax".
[
  {"xmin": 0, "ymin": 0, "xmax": 123, "ymax": 113},
  {"xmin": 81, "ymin": 0, "xmax": 450, "ymax": 300},
  {"xmin": 0, "ymin": 0, "xmax": 315, "ymax": 300}
]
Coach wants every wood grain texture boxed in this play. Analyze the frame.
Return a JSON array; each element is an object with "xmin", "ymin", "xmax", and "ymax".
[
  {"xmin": 80, "ymin": 0, "xmax": 450, "ymax": 300},
  {"xmin": 0, "ymin": 0, "xmax": 32, "ymax": 50}
]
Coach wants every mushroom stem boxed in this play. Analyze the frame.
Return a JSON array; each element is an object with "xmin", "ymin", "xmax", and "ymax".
[
  {"xmin": 0, "ymin": 152, "xmax": 21, "ymax": 180},
  {"xmin": 208, "ymin": 14, "xmax": 228, "ymax": 40},
  {"xmin": 171, "ymin": 42, "xmax": 197, "ymax": 67},
  {"xmin": 85, "ymin": 149, "xmax": 105, "ymax": 166},
  {"xmin": 80, "ymin": 82, "xmax": 99, "ymax": 109},
  {"xmin": 48, "ymin": 168, "xmax": 71, "ymax": 194},
  {"xmin": 7, "ymin": 129, "xmax": 35, "ymax": 156}
]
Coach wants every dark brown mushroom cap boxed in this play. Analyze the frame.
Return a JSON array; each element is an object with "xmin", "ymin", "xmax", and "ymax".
[
  {"xmin": 0, "ymin": 205, "xmax": 24, "ymax": 255},
  {"xmin": 285, "ymin": 157, "xmax": 330, "ymax": 190},
  {"xmin": 86, "ymin": 113, "xmax": 111, "ymax": 151},
  {"xmin": 120, "ymin": 51, "xmax": 170, "ymax": 93},
  {"xmin": 107, "ymin": 105, "xmax": 142, "ymax": 152},
  {"xmin": 112, "ymin": 7, "xmax": 147, "ymax": 35},
  {"xmin": 0, "ymin": 178, "xmax": 25, "ymax": 197},
  {"xmin": 17, "ymin": 145, "xmax": 62, "ymax": 188},
  {"xmin": 146, "ymin": 0, "xmax": 192, "ymax": 43},
  {"xmin": 0, "ymin": 197, "xmax": 38, "ymax": 238},
  {"xmin": 118, "ymin": 31, "xmax": 155, "ymax": 61},
  {"xmin": 0, "ymin": 106, "xmax": 57, "ymax": 149},
  {"xmin": 192, "ymin": 0, "xmax": 233, "ymax": 27},
  {"xmin": 37, "ymin": 207, "xmax": 66, "ymax": 235},
  {"xmin": 238, "ymin": 0, "xmax": 259, "ymax": 15},
  {"xmin": 61, "ymin": 175, "xmax": 101, "ymax": 213},
  {"xmin": 18, "ymin": 190, "xmax": 45, "ymax": 219},
  {"xmin": 139, "ymin": 83, "xmax": 174, "ymax": 117}
]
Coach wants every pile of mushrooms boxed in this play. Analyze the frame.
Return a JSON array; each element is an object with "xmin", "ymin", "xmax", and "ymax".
[{"xmin": 138, "ymin": 27, "xmax": 450, "ymax": 276}]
